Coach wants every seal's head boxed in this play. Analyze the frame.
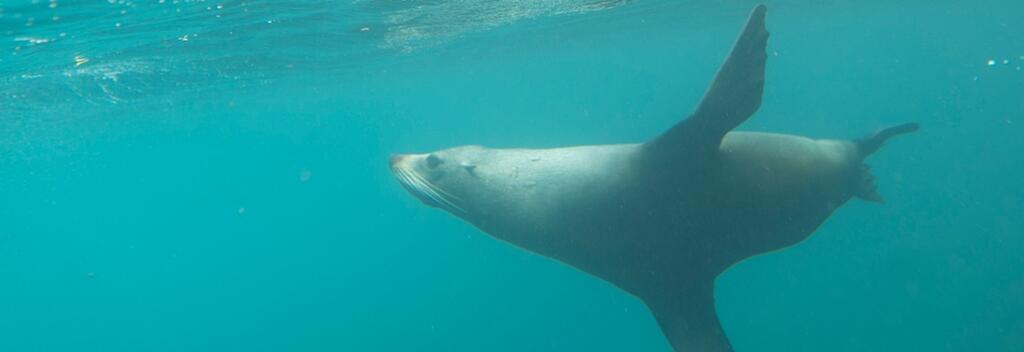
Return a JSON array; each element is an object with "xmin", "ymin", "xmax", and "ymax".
[{"xmin": 389, "ymin": 145, "xmax": 492, "ymax": 216}]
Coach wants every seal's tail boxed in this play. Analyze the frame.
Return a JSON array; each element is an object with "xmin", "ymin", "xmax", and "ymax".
[{"xmin": 854, "ymin": 122, "xmax": 919, "ymax": 203}]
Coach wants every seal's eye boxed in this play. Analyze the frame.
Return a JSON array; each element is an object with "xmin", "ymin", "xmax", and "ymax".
[{"xmin": 426, "ymin": 154, "xmax": 443, "ymax": 168}]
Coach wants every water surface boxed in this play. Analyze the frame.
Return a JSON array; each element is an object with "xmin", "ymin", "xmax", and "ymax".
[{"xmin": 2, "ymin": 1, "xmax": 1022, "ymax": 351}]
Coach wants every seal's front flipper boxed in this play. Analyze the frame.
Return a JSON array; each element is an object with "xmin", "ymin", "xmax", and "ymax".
[
  {"xmin": 645, "ymin": 5, "xmax": 769, "ymax": 162},
  {"xmin": 644, "ymin": 282, "xmax": 732, "ymax": 352}
]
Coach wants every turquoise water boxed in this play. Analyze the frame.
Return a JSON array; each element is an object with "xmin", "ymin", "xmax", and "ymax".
[{"xmin": 2, "ymin": 1, "xmax": 1022, "ymax": 351}]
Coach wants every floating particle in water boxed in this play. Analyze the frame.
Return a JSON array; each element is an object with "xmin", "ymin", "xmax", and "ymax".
[
  {"xmin": 986, "ymin": 59, "xmax": 996, "ymax": 66},
  {"xmin": 86, "ymin": 272, "xmax": 95, "ymax": 279},
  {"xmin": 14, "ymin": 36, "xmax": 50, "ymax": 45},
  {"xmin": 300, "ymin": 169, "xmax": 312, "ymax": 182},
  {"xmin": 178, "ymin": 34, "xmax": 190, "ymax": 41},
  {"xmin": 1003, "ymin": 59, "xmax": 1010, "ymax": 65},
  {"xmin": 74, "ymin": 54, "xmax": 89, "ymax": 66},
  {"xmin": 360, "ymin": 27, "xmax": 371, "ymax": 32},
  {"xmin": 238, "ymin": 207, "xmax": 246, "ymax": 214}
]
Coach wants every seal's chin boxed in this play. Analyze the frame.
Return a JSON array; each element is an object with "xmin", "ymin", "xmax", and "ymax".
[{"xmin": 391, "ymin": 166, "xmax": 466, "ymax": 215}]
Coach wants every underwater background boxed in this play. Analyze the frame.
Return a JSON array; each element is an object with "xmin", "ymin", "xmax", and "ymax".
[{"xmin": 1, "ymin": 0, "xmax": 1022, "ymax": 351}]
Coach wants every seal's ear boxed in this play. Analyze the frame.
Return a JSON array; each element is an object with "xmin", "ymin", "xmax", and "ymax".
[{"xmin": 644, "ymin": 5, "xmax": 769, "ymax": 163}]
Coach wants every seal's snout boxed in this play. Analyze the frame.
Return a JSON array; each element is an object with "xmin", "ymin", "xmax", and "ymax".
[{"xmin": 389, "ymin": 154, "xmax": 406, "ymax": 168}]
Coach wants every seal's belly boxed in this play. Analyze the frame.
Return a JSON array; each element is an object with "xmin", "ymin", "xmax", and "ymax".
[
  {"xmin": 707, "ymin": 131, "xmax": 860, "ymax": 257},
  {"xmin": 719, "ymin": 132, "xmax": 857, "ymax": 196}
]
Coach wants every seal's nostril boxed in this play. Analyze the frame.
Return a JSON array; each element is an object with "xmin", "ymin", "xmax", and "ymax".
[{"xmin": 389, "ymin": 154, "xmax": 404, "ymax": 167}]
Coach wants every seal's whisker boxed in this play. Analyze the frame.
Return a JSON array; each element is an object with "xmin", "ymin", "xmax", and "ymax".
[
  {"xmin": 404, "ymin": 168, "xmax": 466, "ymax": 214},
  {"xmin": 394, "ymin": 168, "xmax": 415, "ymax": 190},
  {"xmin": 418, "ymin": 174, "xmax": 463, "ymax": 202},
  {"xmin": 398, "ymin": 169, "xmax": 424, "ymax": 195},
  {"xmin": 431, "ymin": 188, "xmax": 466, "ymax": 214},
  {"xmin": 401, "ymin": 166, "xmax": 461, "ymax": 202},
  {"xmin": 395, "ymin": 169, "xmax": 427, "ymax": 199},
  {"xmin": 407, "ymin": 170, "xmax": 461, "ymax": 209},
  {"xmin": 415, "ymin": 178, "xmax": 463, "ymax": 213},
  {"xmin": 399, "ymin": 169, "xmax": 418, "ymax": 189},
  {"xmin": 395, "ymin": 168, "xmax": 457, "ymax": 213}
]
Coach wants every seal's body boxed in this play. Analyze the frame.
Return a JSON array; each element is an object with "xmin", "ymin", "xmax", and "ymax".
[{"xmin": 390, "ymin": 5, "xmax": 917, "ymax": 351}]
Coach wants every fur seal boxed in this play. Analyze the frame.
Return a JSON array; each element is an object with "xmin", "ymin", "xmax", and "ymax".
[{"xmin": 389, "ymin": 5, "xmax": 917, "ymax": 351}]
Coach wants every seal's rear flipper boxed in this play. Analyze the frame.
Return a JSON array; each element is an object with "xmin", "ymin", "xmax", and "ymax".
[
  {"xmin": 856, "ymin": 164, "xmax": 886, "ymax": 203},
  {"xmin": 855, "ymin": 122, "xmax": 920, "ymax": 157},
  {"xmin": 643, "ymin": 282, "xmax": 732, "ymax": 352},
  {"xmin": 645, "ymin": 5, "xmax": 769, "ymax": 162},
  {"xmin": 854, "ymin": 122, "xmax": 919, "ymax": 202}
]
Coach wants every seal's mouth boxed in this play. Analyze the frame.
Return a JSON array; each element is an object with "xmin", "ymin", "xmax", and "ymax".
[{"xmin": 390, "ymin": 157, "xmax": 466, "ymax": 215}]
